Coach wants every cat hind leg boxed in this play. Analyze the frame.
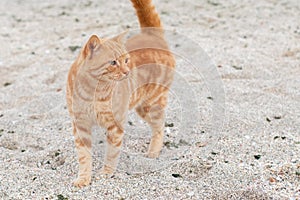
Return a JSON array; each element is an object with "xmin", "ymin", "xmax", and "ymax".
[{"xmin": 136, "ymin": 97, "xmax": 166, "ymax": 158}]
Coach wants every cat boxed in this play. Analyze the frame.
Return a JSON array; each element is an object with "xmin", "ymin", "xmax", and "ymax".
[{"xmin": 66, "ymin": 0, "xmax": 175, "ymax": 187}]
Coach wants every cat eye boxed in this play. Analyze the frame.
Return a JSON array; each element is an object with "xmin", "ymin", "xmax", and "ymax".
[
  {"xmin": 125, "ymin": 58, "xmax": 129, "ymax": 64},
  {"xmin": 110, "ymin": 60, "xmax": 117, "ymax": 66}
]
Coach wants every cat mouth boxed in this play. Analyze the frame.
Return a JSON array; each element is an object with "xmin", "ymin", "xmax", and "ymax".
[
  {"xmin": 116, "ymin": 75, "xmax": 128, "ymax": 81},
  {"xmin": 113, "ymin": 74, "xmax": 129, "ymax": 81}
]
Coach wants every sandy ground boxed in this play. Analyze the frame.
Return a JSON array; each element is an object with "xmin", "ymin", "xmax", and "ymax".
[{"xmin": 0, "ymin": 0, "xmax": 299, "ymax": 199}]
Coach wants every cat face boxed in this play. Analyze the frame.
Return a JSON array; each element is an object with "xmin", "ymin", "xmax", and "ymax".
[
  {"xmin": 105, "ymin": 55, "xmax": 130, "ymax": 81},
  {"xmin": 82, "ymin": 34, "xmax": 130, "ymax": 81}
]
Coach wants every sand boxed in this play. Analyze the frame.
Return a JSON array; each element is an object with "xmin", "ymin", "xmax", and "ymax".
[{"xmin": 0, "ymin": 0, "xmax": 299, "ymax": 199}]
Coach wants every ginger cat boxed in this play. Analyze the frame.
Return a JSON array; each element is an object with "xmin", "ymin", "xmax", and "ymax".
[{"xmin": 66, "ymin": 0, "xmax": 175, "ymax": 187}]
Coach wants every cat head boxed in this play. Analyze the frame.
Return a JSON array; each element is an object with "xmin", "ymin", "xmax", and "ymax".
[{"xmin": 81, "ymin": 33, "xmax": 130, "ymax": 81}]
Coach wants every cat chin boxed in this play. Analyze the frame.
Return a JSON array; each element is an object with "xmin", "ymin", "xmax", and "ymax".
[
  {"xmin": 99, "ymin": 75, "xmax": 128, "ymax": 82},
  {"xmin": 115, "ymin": 76, "xmax": 128, "ymax": 81},
  {"xmin": 112, "ymin": 75, "xmax": 129, "ymax": 81}
]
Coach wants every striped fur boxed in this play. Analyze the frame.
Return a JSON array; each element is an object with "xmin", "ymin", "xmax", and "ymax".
[{"xmin": 66, "ymin": 0, "xmax": 175, "ymax": 187}]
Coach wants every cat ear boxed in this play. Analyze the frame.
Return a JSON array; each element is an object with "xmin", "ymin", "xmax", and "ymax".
[
  {"xmin": 83, "ymin": 35, "xmax": 102, "ymax": 59},
  {"xmin": 112, "ymin": 31, "xmax": 128, "ymax": 44}
]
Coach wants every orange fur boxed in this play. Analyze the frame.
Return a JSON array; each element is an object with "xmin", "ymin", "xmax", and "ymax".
[
  {"xmin": 130, "ymin": 0, "xmax": 162, "ymax": 28},
  {"xmin": 66, "ymin": 0, "xmax": 175, "ymax": 187}
]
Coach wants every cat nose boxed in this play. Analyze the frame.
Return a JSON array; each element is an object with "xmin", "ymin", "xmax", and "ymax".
[{"xmin": 123, "ymin": 71, "xmax": 129, "ymax": 76}]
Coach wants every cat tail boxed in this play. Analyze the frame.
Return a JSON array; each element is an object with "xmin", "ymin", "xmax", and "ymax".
[{"xmin": 130, "ymin": 0, "xmax": 163, "ymax": 34}]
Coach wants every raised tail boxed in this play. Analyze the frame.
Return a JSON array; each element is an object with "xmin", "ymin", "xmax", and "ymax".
[{"xmin": 130, "ymin": 0, "xmax": 162, "ymax": 29}]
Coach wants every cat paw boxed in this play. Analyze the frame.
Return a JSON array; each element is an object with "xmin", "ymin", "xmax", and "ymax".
[
  {"xmin": 73, "ymin": 177, "xmax": 91, "ymax": 188},
  {"xmin": 147, "ymin": 151, "xmax": 160, "ymax": 158},
  {"xmin": 100, "ymin": 165, "xmax": 115, "ymax": 175}
]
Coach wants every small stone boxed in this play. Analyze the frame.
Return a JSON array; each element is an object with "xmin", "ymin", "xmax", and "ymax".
[
  {"xmin": 30, "ymin": 115, "xmax": 39, "ymax": 120},
  {"xmin": 283, "ymin": 50, "xmax": 295, "ymax": 57},
  {"xmin": 164, "ymin": 141, "xmax": 178, "ymax": 149},
  {"xmin": 187, "ymin": 191, "xmax": 194, "ymax": 196},
  {"xmin": 172, "ymin": 173, "xmax": 182, "ymax": 178},
  {"xmin": 166, "ymin": 127, "xmax": 171, "ymax": 134},
  {"xmin": 254, "ymin": 155, "xmax": 261, "ymax": 160},
  {"xmin": 276, "ymin": 176, "xmax": 282, "ymax": 182},
  {"xmin": 178, "ymin": 139, "xmax": 190, "ymax": 146},
  {"xmin": 57, "ymin": 194, "xmax": 68, "ymax": 200},
  {"xmin": 68, "ymin": 45, "xmax": 81, "ymax": 52},
  {"xmin": 274, "ymin": 136, "xmax": 280, "ymax": 140},
  {"xmin": 204, "ymin": 164, "xmax": 213, "ymax": 170},
  {"xmin": 269, "ymin": 177, "xmax": 276, "ymax": 183},
  {"xmin": 55, "ymin": 151, "xmax": 60, "ymax": 157},
  {"xmin": 195, "ymin": 141, "xmax": 207, "ymax": 147},
  {"xmin": 232, "ymin": 65, "xmax": 242, "ymax": 70},
  {"xmin": 291, "ymin": 159, "xmax": 297, "ymax": 163},
  {"xmin": 4, "ymin": 82, "xmax": 12, "ymax": 87},
  {"xmin": 165, "ymin": 122, "xmax": 174, "ymax": 127}
]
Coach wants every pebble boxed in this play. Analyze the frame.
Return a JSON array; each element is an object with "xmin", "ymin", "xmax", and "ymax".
[
  {"xmin": 187, "ymin": 191, "xmax": 194, "ymax": 197},
  {"xmin": 269, "ymin": 177, "xmax": 276, "ymax": 183},
  {"xmin": 166, "ymin": 127, "xmax": 171, "ymax": 134}
]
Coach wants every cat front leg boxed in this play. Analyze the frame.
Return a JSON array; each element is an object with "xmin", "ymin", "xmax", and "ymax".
[
  {"xmin": 101, "ymin": 124, "xmax": 124, "ymax": 175},
  {"xmin": 72, "ymin": 121, "xmax": 93, "ymax": 187}
]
